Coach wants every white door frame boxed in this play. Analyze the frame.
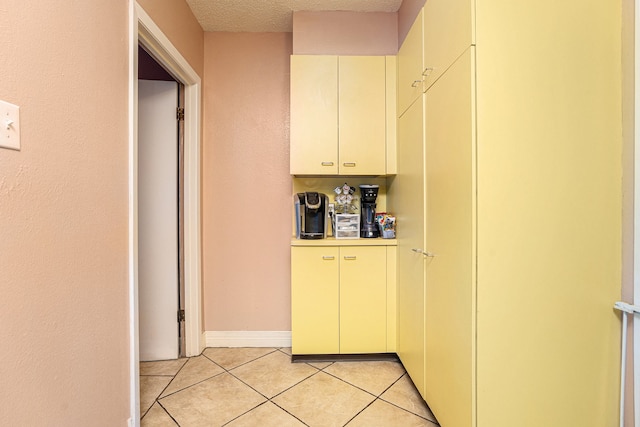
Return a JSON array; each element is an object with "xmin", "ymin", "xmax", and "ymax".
[
  {"xmin": 634, "ymin": 0, "xmax": 640, "ymax": 424},
  {"xmin": 128, "ymin": 2, "xmax": 202, "ymax": 423}
]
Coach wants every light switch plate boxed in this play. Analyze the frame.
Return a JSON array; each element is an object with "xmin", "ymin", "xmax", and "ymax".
[{"xmin": 0, "ymin": 100, "xmax": 20, "ymax": 150}]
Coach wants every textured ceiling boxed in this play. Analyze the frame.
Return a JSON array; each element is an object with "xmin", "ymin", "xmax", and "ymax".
[{"xmin": 186, "ymin": 0, "xmax": 403, "ymax": 32}]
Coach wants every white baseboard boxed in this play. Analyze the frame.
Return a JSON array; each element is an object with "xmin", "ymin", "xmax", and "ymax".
[{"xmin": 204, "ymin": 331, "xmax": 292, "ymax": 348}]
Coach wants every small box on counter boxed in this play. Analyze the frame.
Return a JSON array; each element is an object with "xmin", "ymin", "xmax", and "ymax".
[
  {"xmin": 334, "ymin": 214, "xmax": 360, "ymax": 239},
  {"xmin": 376, "ymin": 213, "xmax": 396, "ymax": 239}
]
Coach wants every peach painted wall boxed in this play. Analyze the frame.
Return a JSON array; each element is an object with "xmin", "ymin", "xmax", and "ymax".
[
  {"xmin": 0, "ymin": 1, "xmax": 129, "ymax": 424},
  {"xmin": 398, "ymin": 0, "xmax": 426, "ymax": 46},
  {"xmin": 203, "ymin": 32, "xmax": 293, "ymax": 331},
  {"xmin": 137, "ymin": 0, "xmax": 205, "ymax": 77},
  {"xmin": 293, "ymin": 11, "xmax": 398, "ymax": 55}
]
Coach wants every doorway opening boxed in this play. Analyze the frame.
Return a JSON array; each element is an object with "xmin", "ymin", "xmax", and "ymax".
[
  {"xmin": 129, "ymin": 3, "xmax": 202, "ymax": 423},
  {"xmin": 138, "ymin": 44, "xmax": 186, "ymax": 360}
]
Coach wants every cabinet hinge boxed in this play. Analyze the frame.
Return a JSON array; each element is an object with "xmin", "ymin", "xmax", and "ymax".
[
  {"xmin": 177, "ymin": 309, "xmax": 185, "ymax": 322},
  {"xmin": 176, "ymin": 107, "xmax": 185, "ymax": 121}
]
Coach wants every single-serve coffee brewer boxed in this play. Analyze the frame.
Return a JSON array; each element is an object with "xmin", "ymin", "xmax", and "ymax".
[
  {"xmin": 359, "ymin": 185, "xmax": 379, "ymax": 238},
  {"xmin": 294, "ymin": 192, "xmax": 329, "ymax": 239}
]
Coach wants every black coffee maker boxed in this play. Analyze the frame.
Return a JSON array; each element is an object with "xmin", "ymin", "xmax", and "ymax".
[
  {"xmin": 359, "ymin": 185, "xmax": 379, "ymax": 238},
  {"xmin": 294, "ymin": 192, "xmax": 329, "ymax": 239}
]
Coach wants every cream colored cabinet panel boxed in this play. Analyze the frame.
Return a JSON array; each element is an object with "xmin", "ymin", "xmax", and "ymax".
[
  {"xmin": 422, "ymin": 0, "xmax": 474, "ymax": 90},
  {"xmin": 385, "ymin": 57, "xmax": 398, "ymax": 175},
  {"xmin": 393, "ymin": 1, "xmax": 622, "ymax": 425},
  {"xmin": 385, "ymin": 246, "xmax": 397, "ymax": 351},
  {"xmin": 339, "ymin": 246, "xmax": 387, "ymax": 353},
  {"xmin": 291, "ymin": 246, "xmax": 339, "ymax": 354},
  {"xmin": 394, "ymin": 95, "xmax": 426, "ymax": 398},
  {"xmin": 424, "ymin": 49, "xmax": 475, "ymax": 427},
  {"xmin": 290, "ymin": 56, "xmax": 338, "ymax": 175},
  {"xmin": 292, "ymin": 245, "xmax": 393, "ymax": 355},
  {"xmin": 397, "ymin": 9, "xmax": 424, "ymax": 117},
  {"xmin": 475, "ymin": 1, "xmax": 621, "ymax": 425},
  {"xmin": 338, "ymin": 56, "xmax": 386, "ymax": 175}
]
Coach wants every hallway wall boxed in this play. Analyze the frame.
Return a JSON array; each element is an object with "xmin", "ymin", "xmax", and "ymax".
[
  {"xmin": 201, "ymin": 12, "xmax": 400, "ymax": 335},
  {"xmin": 0, "ymin": 1, "xmax": 130, "ymax": 424},
  {"xmin": 202, "ymin": 32, "xmax": 293, "ymax": 332}
]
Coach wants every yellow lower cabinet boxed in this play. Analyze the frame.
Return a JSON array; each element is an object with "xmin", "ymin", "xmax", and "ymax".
[
  {"xmin": 291, "ymin": 245, "xmax": 390, "ymax": 355},
  {"xmin": 339, "ymin": 246, "xmax": 387, "ymax": 353},
  {"xmin": 291, "ymin": 246, "xmax": 339, "ymax": 354}
]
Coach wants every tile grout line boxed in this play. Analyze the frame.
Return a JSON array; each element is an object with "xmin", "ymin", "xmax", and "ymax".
[
  {"xmin": 140, "ymin": 358, "xmax": 190, "ymax": 420},
  {"xmin": 206, "ymin": 347, "xmax": 317, "ymax": 426},
  {"xmin": 142, "ymin": 348, "xmax": 438, "ymax": 426},
  {"xmin": 155, "ymin": 400, "xmax": 181, "ymax": 427},
  {"xmin": 377, "ymin": 374, "xmax": 440, "ymax": 424}
]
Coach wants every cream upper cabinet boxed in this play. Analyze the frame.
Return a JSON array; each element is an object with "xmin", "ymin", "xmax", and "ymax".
[
  {"xmin": 338, "ymin": 56, "xmax": 386, "ymax": 175},
  {"xmin": 290, "ymin": 55, "xmax": 339, "ymax": 175},
  {"xmin": 397, "ymin": 9, "xmax": 424, "ymax": 117},
  {"xmin": 290, "ymin": 55, "xmax": 390, "ymax": 176},
  {"xmin": 422, "ymin": 0, "xmax": 474, "ymax": 90}
]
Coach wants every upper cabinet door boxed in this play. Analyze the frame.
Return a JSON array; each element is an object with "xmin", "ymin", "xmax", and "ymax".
[
  {"xmin": 290, "ymin": 55, "xmax": 338, "ymax": 175},
  {"xmin": 423, "ymin": 0, "xmax": 474, "ymax": 91},
  {"xmin": 338, "ymin": 56, "xmax": 386, "ymax": 175},
  {"xmin": 397, "ymin": 9, "xmax": 424, "ymax": 117}
]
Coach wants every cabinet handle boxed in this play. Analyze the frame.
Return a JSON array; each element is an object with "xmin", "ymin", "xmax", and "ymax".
[
  {"xmin": 343, "ymin": 162, "xmax": 356, "ymax": 167},
  {"xmin": 343, "ymin": 255, "xmax": 357, "ymax": 260},
  {"xmin": 412, "ymin": 248, "xmax": 437, "ymax": 257},
  {"xmin": 411, "ymin": 80, "xmax": 422, "ymax": 88},
  {"xmin": 422, "ymin": 67, "xmax": 434, "ymax": 77},
  {"xmin": 321, "ymin": 161, "xmax": 334, "ymax": 166},
  {"xmin": 322, "ymin": 256, "xmax": 335, "ymax": 260}
]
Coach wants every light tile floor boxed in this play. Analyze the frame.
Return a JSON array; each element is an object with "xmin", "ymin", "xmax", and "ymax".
[{"xmin": 140, "ymin": 347, "xmax": 439, "ymax": 427}]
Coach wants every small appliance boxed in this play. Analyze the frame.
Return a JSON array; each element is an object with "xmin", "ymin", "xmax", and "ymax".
[
  {"xmin": 359, "ymin": 184, "xmax": 379, "ymax": 238},
  {"xmin": 294, "ymin": 192, "xmax": 329, "ymax": 239}
]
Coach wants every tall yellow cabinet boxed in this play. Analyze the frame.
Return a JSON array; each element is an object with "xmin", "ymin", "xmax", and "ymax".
[
  {"xmin": 290, "ymin": 54, "xmax": 398, "ymax": 358},
  {"xmin": 391, "ymin": 0, "xmax": 622, "ymax": 426}
]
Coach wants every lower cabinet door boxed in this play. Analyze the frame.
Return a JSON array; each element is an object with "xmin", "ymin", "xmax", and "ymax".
[
  {"xmin": 339, "ymin": 246, "xmax": 387, "ymax": 353},
  {"xmin": 291, "ymin": 246, "xmax": 339, "ymax": 354}
]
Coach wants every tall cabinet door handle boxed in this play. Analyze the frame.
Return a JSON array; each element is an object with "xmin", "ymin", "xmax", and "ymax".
[
  {"xmin": 422, "ymin": 67, "xmax": 434, "ymax": 77},
  {"xmin": 343, "ymin": 256, "xmax": 357, "ymax": 260},
  {"xmin": 322, "ymin": 256, "xmax": 335, "ymax": 260},
  {"xmin": 412, "ymin": 248, "xmax": 436, "ymax": 257},
  {"xmin": 411, "ymin": 80, "xmax": 422, "ymax": 88}
]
